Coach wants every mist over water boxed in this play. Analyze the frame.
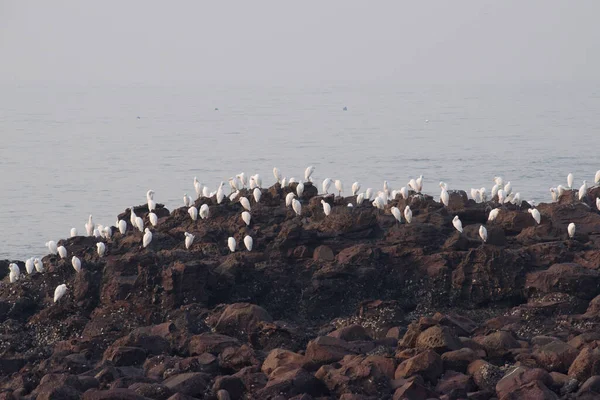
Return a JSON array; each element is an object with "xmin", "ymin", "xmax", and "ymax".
[{"xmin": 1, "ymin": 82, "xmax": 599, "ymax": 260}]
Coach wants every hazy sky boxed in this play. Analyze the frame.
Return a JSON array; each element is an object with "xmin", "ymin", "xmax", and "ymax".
[{"xmin": 1, "ymin": 1, "xmax": 598, "ymax": 85}]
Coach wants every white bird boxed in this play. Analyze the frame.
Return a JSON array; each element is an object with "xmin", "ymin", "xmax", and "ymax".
[
  {"xmin": 118, "ymin": 220, "xmax": 127, "ymax": 235},
  {"xmin": 57, "ymin": 246, "xmax": 67, "ymax": 259},
  {"xmin": 96, "ymin": 242, "xmax": 106, "ymax": 257},
  {"xmin": 103, "ymin": 226, "xmax": 112, "ymax": 239},
  {"xmin": 93, "ymin": 228, "xmax": 101, "ymax": 238},
  {"xmin": 244, "ymin": 235, "xmax": 253, "ymax": 251},
  {"xmin": 557, "ymin": 185, "xmax": 566, "ymax": 198},
  {"xmin": 285, "ymin": 192, "xmax": 296, "ymax": 207},
  {"xmin": 439, "ymin": 181, "xmax": 448, "ymax": 191},
  {"xmin": 142, "ymin": 228, "xmax": 152, "ymax": 248},
  {"xmin": 305, "ymin": 166, "xmax": 315, "ymax": 182},
  {"xmin": 46, "ymin": 240, "xmax": 58, "ymax": 255},
  {"xmin": 297, "ymin": 182, "xmax": 304, "ymax": 198},
  {"xmin": 399, "ymin": 187, "xmax": 408, "ymax": 200},
  {"xmin": 228, "ymin": 177, "xmax": 240, "ymax": 192},
  {"xmin": 200, "ymin": 204, "xmax": 210, "ymax": 219},
  {"xmin": 383, "ymin": 180, "xmax": 391, "ymax": 196},
  {"xmin": 149, "ymin": 212, "xmax": 158, "ymax": 227},
  {"xmin": 135, "ymin": 216, "xmax": 144, "ymax": 232},
  {"xmin": 452, "ymin": 215, "xmax": 463, "ymax": 233},
  {"xmin": 129, "ymin": 208, "xmax": 138, "ymax": 228},
  {"xmin": 194, "ymin": 177, "xmax": 203, "ymax": 198},
  {"xmin": 85, "ymin": 215, "xmax": 94, "ymax": 236},
  {"xmin": 497, "ymin": 189, "xmax": 505, "ymax": 205},
  {"xmin": 372, "ymin": 197, "xmax": 385, "ymax": 210},
  {"xmin": 184, "ymin": 232, "xmax": 195, "ymax": 249},
  {"xmin": 252, "ymin": 188, "xmax": 262, "ymax": 203},
  {"xmin": 147, "ymin": 198, "xmax": 156, "ymax": 212},
  {"xmin": 281, "ymin": 177, "xmax": 287, "ymax": 187},
  {"xmin": 228, "ymin": 237, "xmax": 236, "ymax": 252},
  {"xmin": 528, "ymin": 208, "xmax": 541, "ymax": 224},
  {"xmin": 72, "ymin": 256, "xmax": 81, "ymax": 273},
  {"xmin": 579, "ymin": 181, "xmax": 588, "ymax": 201},
  {"xmin": 568, "ymin": 222, "xmax": 576, "ymax": 239},
  {"xmin": 404, "ymin": 206, "xmax": 413, "ymax": 224},
  {"xmin": 241, "ymin": 211, "xmax": 251, "ymax": 226},
  {"xmin": 479, "ymin": 187, "xmax": 487, "ymax": 202},
  {"xmin": 292, "ymin": 199, "xmax": 302, "ymax": 216},
  {"xmin": 183, "ymin": 193, "xmax": 192, "ymax": 207},
  {"xmin": 512, "ymin": 193, "xmax": 522, "ymax": 207},
  {"xmin": 238, "ymin": 197, "xmax": 251, "ymax": 212},
  {"xmin": 479, "ymin": 225, "xmax": 488, "ymax": 243},
  {"xmin": 54, "ymin": 284, "xmax": 67, "ymax": 303},
  {"xmin": 334, "ymin": 180, "xmax": 343, "ymax": 196},
  {"xmin": 248, "ymin": 175, "xmax": 257, "ymax": 189},
  {"xmin": 491, "ymin": 184, "xmax": 500, "ymax": 199},
  {"xmin": 70, "ymin": 228, "xmax": 78, "ymax": 237},
  {"xmin": 416, "ymin": 175, "xmax": 423, "ymax": 192},
  {"xmin": 550, "ymin": 188, "xmax": 558, "ymax": 202},
  {"xmin": 567, "ymin": 173, "xmax": 574, "ymax": 189},
  {"xmin": 488, "ymin": 208, "xmax": 500, "ymax": 221},
  {"xmin": 146, "ymin": 189, "xmax": 155, "ymax": 201},
  {"xmin": 273, "ymin": 167, "xmax": 282, "ymax": 183},
  {"xmin": 494, "ymin": 176, "xmax": 504, "ymax": 187},
  {"xmin": 391, "ymin": 206, "xmax": 402, "ymax": 224},
  {"xmin": 440, "ymin": 188, "xmax": 449, "ymax": 207},
  {"xmin": 229, "ymin": 191, "xmax": 240, "ymax": 202},
  {"xmin": 595, "ymin": 170, "xmax": 600, "ymax": 185},
  {"xmin": 288, "ymin": 178, "xmax": 296, "ymax": 185},
  {"xmin": 504, "ymin": 182, "xmax": 512, "ymax": 196},
  {"xmin": 408, "ymin": 178, "xmax": 418, "ymax": 192},
  {"xmin": 34, "ymin": 258, "xmax": 44, "ymax": 273},
  {"xmin": 254, "ymin": 174, "xmax": 263, "ymax": 188},
  {"xmin": 236, "ymin": 173, "xmax": 248, "ymax": 188},
  {"xmin": 25, "ymin": 258, "xmax": 34, "ymax": 274},
  {"xmin": 352, "ymin": 182, "xmax": 361, "ymax": 196},
  {"xmin": 217, "ymin": 182, "xmax": 226, "ymax": 204},
  {"xmin": 321, "ymin": 200, "xmax": 331, "ymax": 216},
  {"xmin": 8, "ymin": 263, "xmax": 20, "ymax": 283},
  {"xmin": 597, "ymin": 197, "xmax": 600, "ymax": 211},
  {"xmin": 188, "ymin": 206, "xmax": 198, "ymax": 221},
  {"xmin": 322, "ymin": 178, "xmax": 333, "ymax": 194},
  {"xmin": 202, "ymin": 186, "xmax": 210, "ymax": 198},
  {"xmin": 356, "ymin": 193, "xmax": 365, "ymax": 205},
  {"xmin": 347, "ymin": 203, "xmax": 353, "ymax": 207},
  {"xmin": 470, "ymin": 188, "xmax": 479, "ymax": 202}
]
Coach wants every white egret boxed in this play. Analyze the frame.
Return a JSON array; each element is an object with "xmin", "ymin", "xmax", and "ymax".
[
  {"xmin": 34, "ymin": 258, "xmax": 44, "ymax": 273},
  {"xmin": 597, "ymin": 197, "xmax": 600, "ymax": 211},
  {"xmin": 288, "ymin": 178, "xmax": 296, "ymax": 185},
  {"xmin": 372, "ymin": 197, "xmax": 385, "ymax": 210},
  {"xmin": 440, "ymin": 188, "xmax": 449, "ymax": 207},
  {"xmin": 183, "ymin": 194, "xmax": 192, "ymax": 207},
  {"xmin": 147, "ymin": 198, "xmax": 156, "ymax": 212},
  {"xmin": 568, "ymin": 223, "xmax": 576, "ymax": 239},
  {"xmin": 567, "ymin": 173, "xmax": 574, "ymax": 189},
  {"xmin": 488, "ymin": 208, "xmax": 500, "ymax": 221},
  {"xmin": 72, "ymin": 256, "xmax": 82, "ymax": 273},
  {"xmin": 253, "ymin": 188, "xmax": 262, "ymax": 203},
  {"xmin": 228, "ymin": 237, "xmax": 236, "ymax": 252},
  {"xmin": 322, "ymin": 178, "xmax": 333, "ymax": 194},
  {"xmin": 305, "ymin": 166, "xmax": 315, "ymax": 182},
  {"xmin": 241, "ymin": 211, "xmax": 251, "ymax": 226},
  {"xmin": 504, "ymin": 182, "xmax": 512, "ymax": 196},
  {"xmin": 228, "ymin": 177, "xmax": 240, "ymax": 193},
  {"xmin": 142, "ymin": 228, "xmax": 152, "ymax": 248},
  {"xmin": 54, "ymin": 284, "xmax": 67, "ymax": 303},
  {"xmin": 470, "ymin": 188, "xmax": 479, "ymax": 202},
  {"xmin": 85, "ymin": 215, "xmax": 94, "ymax": 236},
  {"xmin": 46, "ymin": 240, "xmax": 58, "ymax": 255},
  {"xmin": 334, "ymin": 180, "xmax": 343, "ymax": 196},
  {"xmin": 352, "ymin": 182, "xmax": 361, "ymax": 196},
  {"xmin": 440, "ymin": 181, "xmax": 448, "ymax": 191},
  {"xmin": 579, "ymin": 181, "xmax": 588, "ymax": 201},
  {"xmin": 347, "ymin": 203, "xmax": 353, "ymax": 207},
  {"xmin": 321, "ymin": 200, "xmax": 331, "ymax": 216},
  {"xmin": 512, "ymin": 193, "xmax": 522, "ymax": 207},
  {"xmin": 200, "ymin": 204, "xmax": 210, "ymax": 219},
  {"xmin": 356, "ymin": 193, "xmax": 365, "ymax": 205},
  {"xmin": 408, "ymin": 178, "xmax": 418, "ymax": 192},
  {"xmin": 491, "ymin": 184, "xmax": 500, "ymax": 199},
  {"xmin": 118, "ymin": 220, "xmax": 127, "ymax": 235},
  {"xmin": 452, "ymin": 216, "xmax": 463, "ymax": 233},
  {"xmin": 383, "ymin": 181, "xmax": 390, "ymax": 195},
  {"xmin": 25, "ymin": 258, "xmax": 34, "ymax": 274},
  {"xmin": 285, "ymin": 192, "xmax": 296, "ymax": 207},
  {"xmin": 188, "ymin": 206, "xmax": 199, "ymax": 221},
  {"xmin": 202, "ymin": 186, "xmax": 210, "ymax": 198},
  {"xmin": 184, "ymin": 232, "xmax": 195, "ymax": 249},
  {"xmin": 8, "ymin": 263, "xmax": 20, "ymax": 283},
  {"xmin": 194, "ymin": 177, "xmax": 203, "ymax": 198},
  {"xmin": 70, "ymin": 228, "xmax": 77, "ymax": 237},
  {"xmin": 494, "ymin": 176, "xmax": 504, "ymax": 187},
  {"xmin": 528, "ymin": 208, "xmax": 541, "ymax": 224},
  {"xmin": 103, "ymin": 226, "xmax": 112, "ymax": 239},
  {"xmin": 479, "ymin": 188, "xmax": 487, "ymax": 202},
  {"xmin": 236, "ymin": 173, "xmax": 248, "ymax": 188},
  {"xmin": 391, "ymin": 206, "xmax": 402, "ymax": 224},
  {"xmin": 229, "ymin": 191, "xmax": 240, "ymax": 202},
  {"xmin": 130, "ymin": 207, "xmax": 137, "ymax": 226},
  {"xmin": 254, "ymin": 174, "xmax": 263, "ymax": 188},
  {"xmin": 399, "ymin": 187, "xmax": 408, "ymax": 200},
  {"xmin": 479, "ymin": 225, "xmax": 488, "ymax": 243},
  {"xmin": 57, "ymin": 246, "xmax": 67, "ymax": 259},
  {"xmin": 557, "ymin": 185, "xmax": 566, "ymax": 198},
  {"xmin": 96, "ymin": 242, "xmax": 106, "ymax": 257},
  {"xmin": 297, "ymin": 182, "xmax": 304, "ymax": 198},
  {"xmin": 281, "ymin": 177, "xmax": 287, "ymax": 187},
  {"xmin": 135, "ymin": 216, "xmax": 144, "ymax": 232},
  {"xmin": 244, "ymin": 235, "xmax": 253, "ymax": 251},
  {"xmin": 93, "ymin": 228, "xmax": 101, "ymax": 238},
  {"xmin": 217, "ymin": 182, "xmax": 225, "ymax": 204},
  {"xmin": 149, "ymin": 212, "xmax": 158, "ymax": 227},
  {"xmin": 240, "ymin": 197, "xmax": 251, "ymax": 211},
  {"xmin": 596, "ymin": 170, "xmax": 600, "ymax": 185},
  {"xmin": 497, "ymin": 189, "xmax": 505, "ymax": 204},
  {"xmin": 404, "ymin": 206, "xmax": 412, "ymax": 224},
  {"xmin": 416, "ymin": 175, "xmax": 423, "ymax": 192},
  {"xmin": 550, "ymin": 188, "xmax": 558, "ymax": 202},
  {"xmin": 273, "ymin": 167, "xmax": 282, "ymax": 183},
  {"xmin": 292, "ymin": 199, "xmax": 302, "ymax": 216}
]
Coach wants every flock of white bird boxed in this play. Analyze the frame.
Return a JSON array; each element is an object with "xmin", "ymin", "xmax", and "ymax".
[{"xmin": 6, "ymin": 167, "xmax": 600, "ymax": 306}]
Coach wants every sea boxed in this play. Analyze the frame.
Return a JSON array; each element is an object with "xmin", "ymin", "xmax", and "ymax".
[{"xmin": 1, "ymin": 81, "xmax": 599, "ymax": 260}]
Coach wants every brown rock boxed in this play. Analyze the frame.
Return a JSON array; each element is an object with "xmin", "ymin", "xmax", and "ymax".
[
  {"xmin": 495, "ymin": 367, "xmax": 552, "ymax": 400},
  {"xmin": 214, "ymin": 303, "xmax": 273, "ymax": 338},
  {"xmin": 162, "ymin": 372, "xmax": 210, "ymax": 397},
  {"xmin": 104, "ymin": 346, "xmax": 147, "ymax": 366},
  {"xmin": 212, "ymin": 375, "xmax": 245, "ymax": 400},
  {"xmin": 128, "ymin": 383, "xmax": 173, "ymax": 400},
  {"xmin": 262, "ymin": 349, "xmax": 307, "ymax": 376},
  {"xmin": 328, "ymin": 324, "xmax": 371, "ymax": 342},
  {"xmin": 188, "ymin": 333, "xmax": 240, "ymax": 356},
  {"xmin": 532, "ymin": 340, "xmax": 579, "ymax": 373},
  {"xmin": 313, "ymin": 245, "xmax": 334, "ymax": 261},
  {"xmin": 218, "ymin": 344, "xmax": 259, "ymax": 371},
  {"xmin": 305, "ymin": 336, "xmax": 355, "ymax": 367},
  {"xmin": 525, "ymin": 263, "xmax": 600, "ymax": 300},
  {"xmin": 256, "ymin": 367, "xmax": 328, "ymax": 398},
  {"xmin": 442, "ymin": 348, "xmax": 480, "ymax": 373},
  {"xmin": 568, "ymin": 346, "xmax": 600, "ymax": 382},
  {"xmin": 82, "ymin": 389, "xmax": 151, "ymax": 400},
  {"xmin": 467, "ymin": 359, "xmax": 503, "ymax": 392},
  {"xmin": 477, "ymin": 331, "xmax": 520, "ymax": 359},
  {"xmin": 394, "ymin": 350, "xmax": 443, "ymax": 383},
  {"xmin": 578, "ymin": 375, "xmax": 600, "ymax": 396},
  {"xmin": 415, "ymin": 325, "xmax": 462, "ymax": 353},
  {"xmin": 392, "ymin": 380, "xmax": 437, "ymax": 400},
  {"xmin": 499, "ymin": 380, "xmax": 558, "ymax": 400}
]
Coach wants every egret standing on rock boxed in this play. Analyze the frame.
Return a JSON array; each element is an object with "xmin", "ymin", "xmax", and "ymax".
[
  {"xmin": 296, "ymin": 182, "xmax": 304, "ymax": 198},
  {"xmin": 96, "ymin": 242, "xmax": 106, "ymax": 257},
  {"xmin": 568, "ymin": 173, "xmax": 574, "ymax": 189},
  {"xmin": 54, "ymin": 284, "xmax": 67, "ymax": 303},
  {"xmin": 142, "ymin": 228, "xmax": 152, "ymax": 248},
  {"xmin": 440, "ymin": 188, "xmax": 449, "ymax": 207},
  {"xmin": 244, "ymin": 235, "xmax": 253, "ymax": 251},
  {"xmin": 479, "ymin": 225, "xmax": 488, "ymax": 243},
  {"xmin": 416, "ymin": 175, "xmax": 423, "ymax": 192},
  {"xmin": 391, "ymin": 207, "xmax": 402, "ymax": 224},
  {"xmin": 241, "ymin": 211, "xmax": 251, "ymax": 226},
  {"xmin": 85, "ymin": 215, "xmax": 94, "ymax": 236},
  {"xmin": 273, "ymin": 167, "xmax": 282, "ymax": 183},
  {"xmin": 72, "ymin": 256, "xmax": 81, "ymax": 273},
  {"xmin": 184, "ymin": 232, "xmax": 195, "ymax": 249},
  {"xmin": 568, "ymin": 223, "xmax": 576, "ymax": 239},
  {"xmin": 292, "ymin": 199, "xmax": 302, "ymax": 216},
  {"xmin": 194, "ymin": 177, "xmax": 203, "ymax": 198},
  {"xmin": 335, "ymin": 180, "xmax": 343, "ymax": 196},
  {"xmin": 25, "ymin": 258, "xmax": 34, "ymax": 274},
  {"xmin": 183, "ymin": 194, "xmax": 192, "ymax": 207},
  {"xmin": 285, "ymin": 192, "xmax": 295, "ymax": 207},
  {"xmin": 217, "ymin": 182, "xmax": 226, "ymax": 204},
  {"xmin": 597, "ymin": 197, "xmax": 600, "ymax": 211},
  {"xmin": 488, "ymin": 208, "xmax": 500, "ymax": 221},
  {"xmin": 528, "ymin": 208, "xmax": 541, "ymax": 224},
  {"xmin": 34, "ymin": 258, "xmax": 44, "ymax": 273},
  {"xmin": 321, "ymin": 200, "xmax": 331, "ymax": 216},
  {"xmin": 240, "ymin": 197, "xmax": 251, "ymax": 211},
  {"xmin": 70, "ymin": 228, "xmax": 77, "ymax": 237},
  {"xmin": 452, "ymin": 216, "xmax": 463, "ymax": 233},
  {"xmin": 404, "ymin": 206, "xmax": 413, "ymax": 224},
  {"xmin": 305, "ymin": 166, "xmax": 315, "ymax": 182},
  {"xmin": 579, "ymin": 181, "xmax": 588, "ymax": 201},
  {"xmin": 253, "ymin": 188, "xmax": 262, "ymax": 203},
  {"xmin": 356, "ymin": 193, "xmax": 365, "ymax": 205},
  {"xmin": 228, "ymin": 237, "xmax": 236, "ymax": 252},
  {"xmin": 188, "ymin": 206, "xmax": 198, "ymax": 221},
  {"xmin": 595, "ymin": 170, "xmax": 600, "ymax": 185},
  {"xmin": 57, "ymin": 246, "xmax": 67, "ymax": 259},
  {"xmin": 135, "ymin": 216, "xmax": 144, "ymax": 232},
  {"xmin": 200, "ymin": 204, "xmax": 210, "ymax": 219},
  {"xmin": 236, "ymin": 173, "xmax": 248, "ymax": 188},
  {"xmin": 118, "ymin": 220, "xmax": 127, "ymax": 235},
  {"xmin": 46, "ymin": 240, "xmax": 58, "ymax": 255},
  {"xmin": 352, "ymin": 182, "xmax": 361, "ymax": 196},
  {"xmin": 322, "ymin": 178, "xmax": 333, "ymax": 194},
  {"xmin": 8, "ymin": 263, "xmax": 20, "ymax": 283},
  {"xmin": 149, "ymin": 212, "xmax": 158, "ymax": 227}
]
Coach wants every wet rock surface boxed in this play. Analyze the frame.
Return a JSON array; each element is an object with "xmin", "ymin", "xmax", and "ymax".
[{"xmin": 2, "ymin": 184, "xmax": 600, "ymax": 398}]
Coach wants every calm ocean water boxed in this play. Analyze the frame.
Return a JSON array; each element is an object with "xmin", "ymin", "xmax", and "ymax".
[{"xmin": 1, "ymin": 82, "xmax": 599, "ymax": 260}]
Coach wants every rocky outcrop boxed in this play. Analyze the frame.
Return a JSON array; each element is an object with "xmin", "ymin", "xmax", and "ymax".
[{"xmin": 2, "ymin": 182, "xmax": 600, "ymax": 398}]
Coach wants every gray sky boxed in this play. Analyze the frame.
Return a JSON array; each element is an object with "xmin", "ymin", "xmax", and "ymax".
[{"xmin": 1, "ymin": 0, "xmax": 598, "ymax": 85}]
